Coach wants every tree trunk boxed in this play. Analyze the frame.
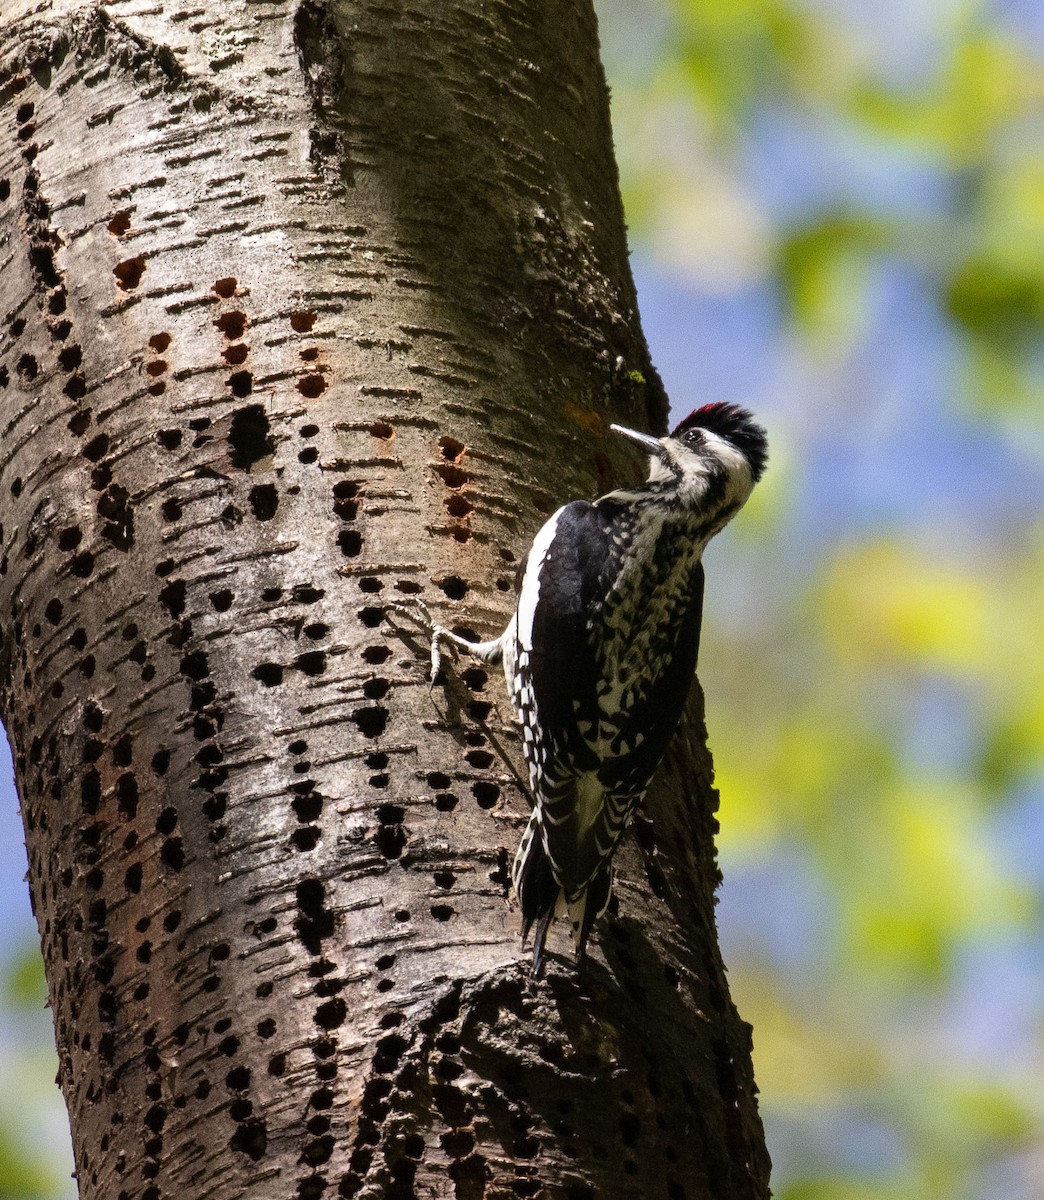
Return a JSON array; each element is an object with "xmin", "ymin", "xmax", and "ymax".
[{"xmin": 0, "ymin": 2, "xmax": 770, "ymax": 1198}]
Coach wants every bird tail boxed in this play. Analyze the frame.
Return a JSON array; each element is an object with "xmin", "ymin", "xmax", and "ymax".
[
  {"xmin": 566, "ymin": 866, "xmax": 613, "ymax": 965},
  {"xmin": 514, "ymin": 810, "xmax": 617, "ymax": 972},
  {"xmin": 513, "ymin": 810, "xmax": 560, "ymax": 975}
]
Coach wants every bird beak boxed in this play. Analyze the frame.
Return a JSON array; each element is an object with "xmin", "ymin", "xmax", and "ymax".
[{"xmin": 610, "ymin": 424, "xmax": 663, "ymax": 455}]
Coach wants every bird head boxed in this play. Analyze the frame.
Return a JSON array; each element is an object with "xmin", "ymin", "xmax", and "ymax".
[{"xmin": 611, "ymin": 403, "xmax": 768, "ymax": 495}]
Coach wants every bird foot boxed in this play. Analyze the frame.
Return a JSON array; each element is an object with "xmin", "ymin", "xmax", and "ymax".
[{"xmin": 386, "ymin": 599, "xmax": 465, "ymax": 685}]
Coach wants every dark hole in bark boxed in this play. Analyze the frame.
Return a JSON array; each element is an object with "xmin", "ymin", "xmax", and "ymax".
[
  {"xmin": 436, "ymin": 463, "xmax": 468, "ymax": 488},
  {"xmin": 352, "ymin": 706, "xmax": 388, "ymax": 738},
  {"xmin": 376, "ymin": 826, "xmax": 406, "ymax": 859},
  {"xmin": 214, "ymin": 311, "xmax": 248, "ymax": 338},
  {"xmin": 248, "ymin": 484, "xmax": 278, "ymax": 521},
  {"xmin": 69, "ymin": 551, "xmax": 94, "ymax": 578},
  {"xmin": 179, "ymin": 650, "xmax": 209, "ymax": 680},
  {"xmin": 117, "ymin": 774, "xmax": 138, "ymax": 818},
  {"xmin": 160, "ymin": 838, "xmax": 184, "ymax": 870},
  {"xmin": 64, "ymin": 372, "xmax": 87, "ymax": 399},
  {"xmin": 461, "ymin": 666, "xmax": 487, "ymax": 690},
  {"xmin": 338, "ymin": 530, "xmax": 362, "ymax": 557},
  {"xmin": 81, "ymin": 769, "xmax": 101, "ymax": 813},
  {"xmin": 445, "ymin": 494, "xmax": 474, "ymax": 519},
  {"xmin": 113, "ymin": 256, "xmax": 146, "ymax": 290},
  {"xmin": 156, "ymin": 807, "xmax": 178, "ymax": 835},
  {"xmin": 373, "ymin": 1034, "xmax": 407, "ymax": 1073},
  {"xmin": 229, "ymin": 405, "xmax": 273, "ymax": 469},
  {"xmin": 228, "ymin": 370, "xmax": 253, "ymax": 398},
  {"xmin": 472, "ymin": 782, "xmax": 500, "ymax": 809},
  {"xmin": 295, "ymin": 651, "xmax": 327, "ymax": 676},
  {"xmin": 158, "ymin": 578, "xmax": 186, "ymax": 618},
  {"xmin": 439, "ymin": 576, "xmax": 467, "ymax": 600},
  {"xmin": 298, "ymin": 373, "xmax": 327, "ymax": 398},
  {"xmin": 229, "ymin": 1119, "xmax": 268, "ymax": 1161},
  {"xmin": 314, "ymin": 998, "xmax": 347, "ymax": 1031}
]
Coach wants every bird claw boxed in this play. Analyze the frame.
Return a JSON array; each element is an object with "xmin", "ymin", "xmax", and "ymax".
[{"xmin": 386, "ymin": 600, "xmax": 461, "ymax": 686}]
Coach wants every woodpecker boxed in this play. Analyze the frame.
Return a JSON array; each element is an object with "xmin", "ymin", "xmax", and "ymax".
[{"xmin": 420, "ymin": 403, "xmax": 768, "ymax": 972}]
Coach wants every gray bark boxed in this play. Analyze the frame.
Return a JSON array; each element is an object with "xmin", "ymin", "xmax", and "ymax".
[{"xmin": 0, "ymin": 2, "xmax": 770, "ymax": 1198}]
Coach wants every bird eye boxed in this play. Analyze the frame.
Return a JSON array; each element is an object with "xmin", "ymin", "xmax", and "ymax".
[{"xmin": 684, "ymin": 428, "xmax": 704, "ymax": 445}]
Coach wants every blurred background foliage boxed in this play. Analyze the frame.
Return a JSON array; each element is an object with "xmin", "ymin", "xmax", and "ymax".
[
  {"xmin": 0, "ymin": 1, "xmax": 1042, "ymax": 1197},
  {"xmin": 594, "ymin": 0, "xmax": 1044, "ymax": 1196}
]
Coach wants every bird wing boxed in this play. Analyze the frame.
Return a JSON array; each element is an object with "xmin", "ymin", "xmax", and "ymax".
[
  {"xmin": 514, "ymin": 501, "xmax": 705, "ymax": 893},
  {"xmin": 567, "ymin": 558, "xmax": 704, "ymax": 895},
  {"xmin": 513, "ymin": 500, "xmax": 613, "ymax": 784}
]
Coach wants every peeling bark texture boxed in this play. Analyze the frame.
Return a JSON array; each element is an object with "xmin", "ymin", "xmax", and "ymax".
[{"xmin": 0, "ymin": 3, "xmax": 770, "ymax": 1199}]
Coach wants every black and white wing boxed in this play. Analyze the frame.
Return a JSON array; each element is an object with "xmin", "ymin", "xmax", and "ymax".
[{"xmin": 510, "ymin": 498, "xmax": 705, "ymax": 956}]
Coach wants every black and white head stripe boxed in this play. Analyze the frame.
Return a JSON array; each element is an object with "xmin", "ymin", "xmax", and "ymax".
[{"xmin": 672, "ymin": 403, "xmax": 768, "ymax": 483}]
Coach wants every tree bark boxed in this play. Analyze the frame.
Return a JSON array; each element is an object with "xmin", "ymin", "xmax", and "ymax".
[{"xmin": 0, "ymin": 2, "xmax": 770, "ymax": 1198}]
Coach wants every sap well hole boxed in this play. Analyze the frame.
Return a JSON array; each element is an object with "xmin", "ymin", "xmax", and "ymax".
[
  {"xmin": 472, "ymin": 782, "xmax": 500, "ymax": 809},
  {"xmin": 352, "ymin": 706, "xmax": 388, "ymax": 738},
  {"xmin": 439, "ymin": 576, "xmax": 467, "ymax": 600},
  {"xmin": 214, "ymin": 311, "xmax": 248, "ymax": 339}
]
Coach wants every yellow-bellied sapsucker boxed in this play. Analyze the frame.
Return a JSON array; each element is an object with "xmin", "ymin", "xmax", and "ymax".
[{"xmin": 426, "ymin": 403, "xmax": 768, "ymax": 971}]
